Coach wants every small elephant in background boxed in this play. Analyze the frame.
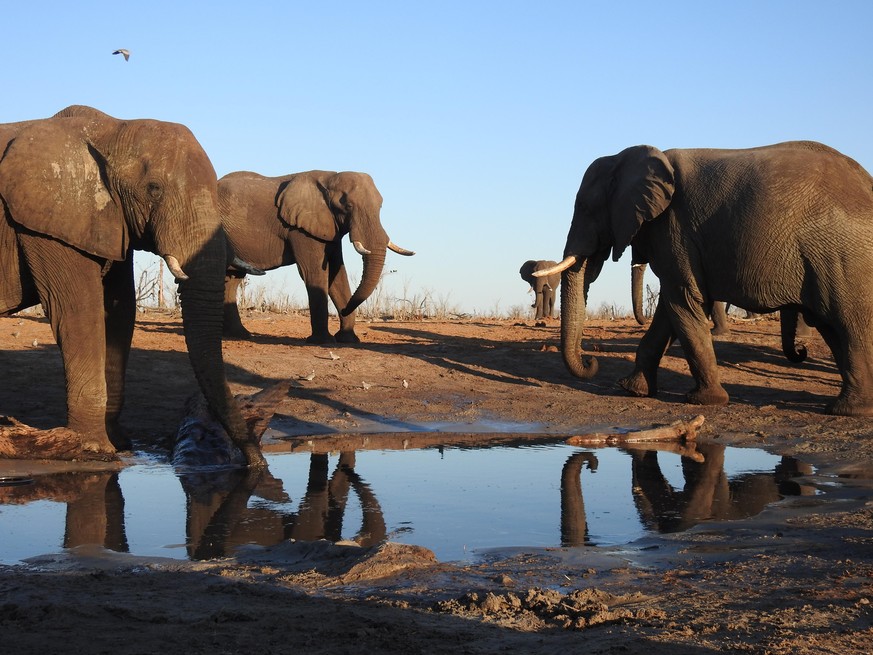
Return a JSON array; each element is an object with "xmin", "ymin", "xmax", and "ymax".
[
  {"xmin": 519, "ymin": 260, "xmax": 561, "ymax": 320},
  {"xmin": 219, "ymin": 170, "xmax": 414, "ymax": 343}
]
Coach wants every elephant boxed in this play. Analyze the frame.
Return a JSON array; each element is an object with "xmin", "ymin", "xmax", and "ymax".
[
  {"xmin": 519, "ymin": 260, "xmax": 561, "ymax": 320},
  {"xmin": 631, "ymin": 261, "xmax": 812, "ymax": 362},
  {"xmin": 218, "ymin": 170, "xmax": 414, "ymax": 343},
  {"xmin": 0, "ymin": 105, "xmax": 263, "ymax": 465},
  {"xmin": 539, "ymin": 141, "xmax": 873, "ymax": 416}
]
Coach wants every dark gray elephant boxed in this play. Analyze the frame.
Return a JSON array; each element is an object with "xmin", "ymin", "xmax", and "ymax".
[
  {"xmin": 219, "ymin": 170, "xmax": 414, "ymax": 343},
  {"xmin": 0, "ymin": 105, "xmax": 262, "ymax": 464},
  {"xmin": 631, "ymin": 262, "xmax": 812, "ymax": 362},
  {"xmin": 540, "ymin": 141, "xmax": 873, "ymax": 415},
  {"xmin": 519, "ymin": 260, "xmax": 561, "ymax": 320}
]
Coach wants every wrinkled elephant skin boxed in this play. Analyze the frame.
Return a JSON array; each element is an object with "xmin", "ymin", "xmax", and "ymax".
[
  {"xmin": 553, "ymin": 141, "xmax": 873, "ymax": 416},
  {"xmin": 0, "ymin": 105, "xmax": 262, "ymax": 465},
  {"xmin": 219, "ymin": 170, "xmax": 413, "ymax": 343}
]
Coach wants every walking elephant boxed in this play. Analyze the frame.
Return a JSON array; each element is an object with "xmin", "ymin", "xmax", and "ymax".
[
  {"xmin": 519, "ymin": 260, "xmax": 561, "ymax": 319},
  {"xmin": 631, "ymin": 262, "xmax": 812, "ymax": 361},
  {"xmin": 0, "ymin": 105, "xmax": 263, "ymax": 465},
  {"xmin": 219, "ymin": 170, "xmax": 414, "ymax": 343},
  {"xmin": 539, "ymin": 141, "xmax": 873, "ymax": 415}
]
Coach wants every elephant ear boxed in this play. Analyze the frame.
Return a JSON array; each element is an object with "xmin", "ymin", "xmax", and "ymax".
[
  {"xmin": 608, "ymin": 145, "xmax": 675, "ymax": 262},
  {"xmin": 0, "ymin": 121, "xmax": 128, "ymax": 260},
  {"xmin": 276, "ymin": 172, "xmax": 338, "ymax": 242}
]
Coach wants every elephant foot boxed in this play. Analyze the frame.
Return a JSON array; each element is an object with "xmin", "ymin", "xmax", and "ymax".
[
  {"xmin": 685, "ymin": 385, "xmax": 729, "ymax": 406},
  {"xmin": 710, "ymin": 326, "xmax": 730, "ymax": 337},
  {"xmin": 106, "ymin": 421, "xmax": 132, "ymax": 452},
  {"xmin": 827, "ymin": 393, "xmax": 873, "ymax": 417},
  {"xmin": 335, "ymin": 330, "xmax": 361, "ymax": 344},
  {"xmin": 618, "ymin": 370, "xmax": 657, "ymax": 398},
  {"xmin": 223, "ymin": 326, "xmax": 253, "ymax": 340},
  {"xmin": 80, "ymin": 435, "xmax": 119, "ymax": 460},
  {"xmin": 306, "ymin": 332, "xmax": 336, "ymax": 345}
]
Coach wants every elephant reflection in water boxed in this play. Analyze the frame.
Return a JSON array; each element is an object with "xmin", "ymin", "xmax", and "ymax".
[
  {"xmin": 559, "ymin": 443, "xmax": 814, "ymax": 546},
  {"xmin": 0, "ymin": 471, "xmax": 128, "ymax": 552},
  {"xmin": 560, "ymin": 451, "xmax": 599, "ymax": 546},
  {"xmin": 629, "ymin": 443, "xmax": 813, "ymax": 533},
  {"xmin": 182, "ymin": 451, "xmax": 386, "ymax": 560}
]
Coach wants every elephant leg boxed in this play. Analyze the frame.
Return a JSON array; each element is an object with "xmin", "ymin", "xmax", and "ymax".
[
  {"xmin": 222, "ymin": 274, "xmax": 252, "ymax": 339},
  {"xmin": 710, "ymin": 301, "xmax": 730, "ymax": 336},
  {"xmin": 102, "ymin": 257, "xmax": 135, "ymax": 451},
  {"xmin": 533, "ymin": 286, "xmax": 545, "ymax": 320},
  {"xmin": 544, "ymin": 287, "xmax": 556, "ymax": 319},
  {"xmin": 326, "ymin": 244, "xmax": 360, "ymax": 343},
  {"xmin": 291, "ymin": 235, "xmax": 334, "ymax": 344},
  {"xmin": 824, "ymin": 324, "xmax": 873, "ymax": 416},
  {"xmin": 618, "ymin": 300, "xmax": 674, "ymax": 397},
  {"xmin": 19, "ymin": 234, "xmax": 115, "ymax": 454},
  {"xmin": 667, "ymin": 299, "xmax": 729, "ymax": 406}
]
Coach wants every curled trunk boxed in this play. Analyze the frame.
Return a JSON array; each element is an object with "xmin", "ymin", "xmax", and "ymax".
[
  {"xmin": 342, "ymin": 248, "xmax": 386, "ymax": 316},
  {"xmin": 780, "ymin": 308, "xmax": 808, "ymax": 363},
  {"xmin": 631, "ymin": 263, "xmax": 647, "ymax": 325},
  {"xmin": 560, "ymin": 258, "xmax": 599, "ymax": 379}
]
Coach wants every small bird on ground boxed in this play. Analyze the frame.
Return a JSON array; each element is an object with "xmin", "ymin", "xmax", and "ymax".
[
  {"xmin": 112, "ymin": 49, "xmax": 130, "ymax": 61},
  {"xmin": 301, "ymin": 371, "xmax": 316, "ymax": 381},
  {"xmin": 328, "ymin": 351, "xmax": 340, "ymax": 360},
  {"xmin": 362, "ymin": 381, "xmax": 372, "ymax": 390}
]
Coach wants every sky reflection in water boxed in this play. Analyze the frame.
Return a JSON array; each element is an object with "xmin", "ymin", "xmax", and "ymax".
[{"xmin": 0, "ymin": 442, "xmax": 807, "ymax": 564}]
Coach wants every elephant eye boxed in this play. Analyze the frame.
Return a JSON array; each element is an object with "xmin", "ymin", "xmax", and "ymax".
[{"xmin": 146, "ymin": 182, "xmax": 163, "ymax": 202}]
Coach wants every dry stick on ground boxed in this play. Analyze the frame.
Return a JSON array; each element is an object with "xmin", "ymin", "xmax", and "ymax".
[{"xmin": 566, "ymin": 414, "xmax": 706, "ymax": 446}]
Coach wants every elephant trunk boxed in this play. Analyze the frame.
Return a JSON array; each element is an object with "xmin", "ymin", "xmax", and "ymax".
[
  {"xmin": 342, "ymin": 247, "xmax": 387, "ymax": 316},
  {"xmin": 780, "ymin": 308, "xmax": 808, "ymax": 364},
  {"xmin": 174, "ymin": 231, "xmax": 266, "ymax": 467},
  {"xmin": 631, "ymin": 263, "xmax": 647, "ymax": 325},
  {"xmin": 560, "ymin": 258, "xmax": 599, "ymax": 379}
]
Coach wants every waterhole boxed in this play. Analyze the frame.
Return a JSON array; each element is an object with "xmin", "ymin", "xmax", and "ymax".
[{"xmin": 0, "ymin": 438, "xmax": 815, "ymax": 564}]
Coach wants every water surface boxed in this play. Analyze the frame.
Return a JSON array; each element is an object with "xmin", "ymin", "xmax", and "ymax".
[{"xmin": 0, "ymin": 439, "xmax": 812, "ymax": 564}]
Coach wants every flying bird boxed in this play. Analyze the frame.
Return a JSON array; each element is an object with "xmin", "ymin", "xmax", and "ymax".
[{"xmin": 112, "ymin": 49, "xmax": 130, "ymax": 61}]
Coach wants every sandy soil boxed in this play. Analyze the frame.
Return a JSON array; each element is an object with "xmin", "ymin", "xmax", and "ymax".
[{"xmin": 1, "ymin": 309, "xmax": 872, "ymax": 654}]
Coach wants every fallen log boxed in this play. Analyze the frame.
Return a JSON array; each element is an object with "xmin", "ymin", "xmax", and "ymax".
[
  {"xmin": 566, "ymin": 415, "xmax": 705, "ymax": 447},
  {"xmin": 0, "ymin": 383, "xmax": 289, "ymax": 462},
  {"xmin": 0, "ymin": 416, "xmax": 101, "ymax": 461}
]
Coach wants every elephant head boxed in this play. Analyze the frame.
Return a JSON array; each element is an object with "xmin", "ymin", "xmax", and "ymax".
[
  {"xmin": 277, "ymin": 171, "xmax": 413, "ymax": 316},
  {"xmin": 0, "ymin": 106, "xmax": 263, "ymax": 465},
  {"xmin": 536, "ymin": 146, "xmax": 675, "ymax": 379}
]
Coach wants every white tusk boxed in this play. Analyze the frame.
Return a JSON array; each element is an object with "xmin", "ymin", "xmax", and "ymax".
[
  {"xmin": 164, "ymin": 255, "xmax": 189, "ymax": 281},
  {"xmin": 532, "ymin": 255, "xmax": 577, "ymax": 277},
  {"xmin": 352, "ymin": 240, "xmax": 372, "ymax": 255},
  {"xmin": 388, "ymin": 241, "xmax": 415, "ymax": 256}
]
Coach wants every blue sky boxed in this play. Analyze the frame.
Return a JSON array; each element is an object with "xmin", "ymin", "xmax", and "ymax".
[{"xmin": 4, "ymin": 1, "xmax": 872, "ymax": 316}]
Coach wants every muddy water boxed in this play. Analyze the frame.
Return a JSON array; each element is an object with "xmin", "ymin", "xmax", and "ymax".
[{"xmin": 0, "ymin": 440, "xmax": 814, "ymax": 564}]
